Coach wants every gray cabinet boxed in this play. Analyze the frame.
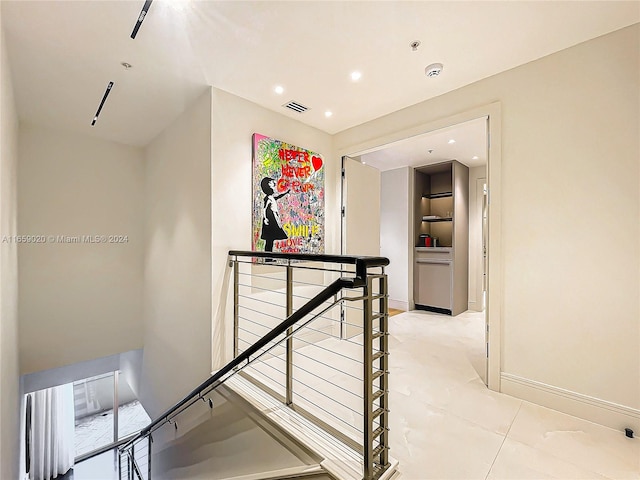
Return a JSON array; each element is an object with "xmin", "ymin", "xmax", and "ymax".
[
  {"xmin": 414, "ymin": 248, "xmax": 452, "ymax": 309},
  {"xmin": 413, "ymin": 161, "xmax": 469, "ymax": 315}
]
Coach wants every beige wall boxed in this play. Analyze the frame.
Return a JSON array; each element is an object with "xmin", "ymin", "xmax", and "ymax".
[
  {"xmin": 140, "ymin": 89, "xmax": 212, "ymax": 418},
  {"xmin": 18, "ymin": 124, "xmax": 145, "ymax": 374},
  {"xmin": 0, "ymin": 18, "xmax": 21, "ymax": 480},
  {"xmin": 210, "ymin": 88, "xmax": 335, "ymax": 367},
  {"xmin": 335, "ymin": 26, "xmax": 639, "ymax": 423}
]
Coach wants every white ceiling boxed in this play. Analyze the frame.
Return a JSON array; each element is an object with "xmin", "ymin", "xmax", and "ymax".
[
  {"xmin": 1, "ymin": 1, "xmax": 638, "ymax": 147},
  {"xmin": 359, "ymin": 116, "xmax": 487, "ymax": 172}
]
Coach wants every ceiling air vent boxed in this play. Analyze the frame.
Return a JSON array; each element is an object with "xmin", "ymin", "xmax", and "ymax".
[{"xmin": 283, "ymin": 101, "xmax": 309, "ymax": 113}]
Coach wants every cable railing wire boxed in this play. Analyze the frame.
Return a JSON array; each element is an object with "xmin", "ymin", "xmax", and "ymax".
[
  {"xmin": 237, "ymin": 294, "xmax": 288, "ymax": 310},
  {"xmin": 237, "ymin": 285, "xmax": 336, "ymax": 307},
  {"xmin": 292, "ymin": 390, "xmax": 364, "ymax": 434},
  {"xmin": 290, "ymin": 377, "xmax": 365, "ymax": 419},
  {"xmin": 293, "ymin": 336, "xmax": 366, "ymax": 364},
  {"xmin": 292, "ymin": 350, "xmax": 363, "ymax": 382},
  {"xmin": 237, "ymin": 317, "xmax": 279, "ymax": 334},
  {"xmin": 291, "ymin": 368, "xmax": 364, "ymax": 401},
  {"xmin": 237, "ymin": 335, "xmax": 288, "ymax": 359},
  {"xmin": 292, "ymin": 323, "xmax": 336, "ymax": 339}
]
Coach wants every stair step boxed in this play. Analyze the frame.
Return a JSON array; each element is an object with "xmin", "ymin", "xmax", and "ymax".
[
  {"xmin": 372, "ymin": 462, "xmax": 392, "ymax": 477},
  {"xmin": 372, "ymin": 351, "xmax": 388, "ymax": 362},
  {"xmin": 372, "ymin": 426, "xmax": 387, "ymax": 439},
  {"xmin": 372, "ymin": 389, "xmax": 386, "ymax": 401},
  {"xmin": 372, "ymin": 407, "xmax": 387, "ymax": 420},
  {"xmin": 372, "ymin": 444, "xmax": 388, "ymax": 458},
  {"xmin": 221, "ymin": 464, "xmax": 331, "ymax": 480}
]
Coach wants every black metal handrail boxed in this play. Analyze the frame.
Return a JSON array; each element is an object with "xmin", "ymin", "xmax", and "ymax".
[
  {"xmin": 229, "ymin": 250, "xmax": 389, "ymax": 281},
  {"xmin": 119, "ymin": 251, "xmax": 389, "ymax": 452}
]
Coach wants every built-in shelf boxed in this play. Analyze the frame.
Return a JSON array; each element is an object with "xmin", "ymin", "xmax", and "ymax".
[
  {"xmin": 422, "ymin": 192, "xmax": 453, "ymax": 199},
  {"xmin": 414, "ymin": 160, "xmax": 469, "ymax": 316}
]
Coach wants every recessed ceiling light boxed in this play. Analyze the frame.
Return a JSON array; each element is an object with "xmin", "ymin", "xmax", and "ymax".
[
  {"xmin": 472, "ymin": 155, "xmax": 479, "ymax": 160},
  {"xmin": 350, "ymin": 71, "xmax": 362, "ymax": 82},
  {"xmin": 362, "ymin": 161, "xmax": 366, "ymax": 165},
  {"xmin": 325, "ymin": 111, "xmax": 333, "ymax": 118},
  {"xmin": 274, "ymin": 85, "xmax": 284, "ymax": 95},
  {"xmin": 448, "ymin": 139, "xmax": 456, "ymax": 144}
]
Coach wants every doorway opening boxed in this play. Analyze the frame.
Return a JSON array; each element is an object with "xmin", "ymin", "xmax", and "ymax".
[{"xmin": 339, "ymin": 105, "xmax": 501, "ymax": 390}]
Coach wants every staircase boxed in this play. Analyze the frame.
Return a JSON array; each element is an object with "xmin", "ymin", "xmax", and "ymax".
[
  {"xmin": 152, "ymin": 388, "xmax": 331, "ymax": 480},
  {"xmin": 118, "ymin": 251, "xmax": 396, "ymax": 480}
]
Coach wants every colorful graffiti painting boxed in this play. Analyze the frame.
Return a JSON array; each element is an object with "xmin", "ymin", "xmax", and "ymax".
[{"xmin": 252, "ymin": 133, "xmax": 324, "ymax": 254}]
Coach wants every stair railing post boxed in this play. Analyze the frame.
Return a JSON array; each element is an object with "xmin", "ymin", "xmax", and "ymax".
[
  {"xmin": 286, "ymin": 263, "xmax": 293, "ymax": 405},
  {"xmin": 378, "ymin": 271, "xmax": 390, "ymax": 470},
  {"xmin": 233, "ymin": 257, "xmax": 239, "ymax": 358},
  {"xmin": 363, "ymin": 272, "xmax": 374, "ymax": 479},
  {"xmin": 148, "ymin": 437, "xmax": 152, "ymax": 479}
]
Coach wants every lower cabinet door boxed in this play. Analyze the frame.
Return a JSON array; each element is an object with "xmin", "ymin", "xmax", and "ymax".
[{"xmin": 414, "ymin": 260, "xmax": 452, "ymax": 310}]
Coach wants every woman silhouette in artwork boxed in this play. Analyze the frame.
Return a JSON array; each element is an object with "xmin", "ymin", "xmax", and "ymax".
[{"xmin": 260, "ymin": 177, "xmax": 289, "ymax": 252}]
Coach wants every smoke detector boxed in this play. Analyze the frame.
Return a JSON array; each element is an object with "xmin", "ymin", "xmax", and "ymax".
[{"xmin": 425, "ymin": 63, "xmax": 444, "ymax": 77}]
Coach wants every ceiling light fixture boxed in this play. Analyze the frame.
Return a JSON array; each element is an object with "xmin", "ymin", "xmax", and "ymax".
[
  {"xmin": 325, "ymin": 111, "xmax": 333, "ymax": 118},
  {"xmin": 448, "ymin": 139, "xmax": 456, "ymax": 144},
  {"xmin": 131, "ymin": 0, "xmax": 153, "ymax": 39},
  {"xmin": 274, "ymin": 85, "xmax": 284, "ymax": 95},
  {"xmin": 91, "ymin": 81, "xmax": 114, "ymax": 126},
  {"xmin": 350, "ymin": 71, "xmax": 362, "ymax": 82},
  {"xmin": 425, "ymin": 63, "xmax": 444, "ymax": 77},
  {"xmin": 472, "ymin": 155, "xmax": 479, "ymax": 160},
  {"xmin": 410, "ymin": 40, "xmax": 421, "ymax": 51}
]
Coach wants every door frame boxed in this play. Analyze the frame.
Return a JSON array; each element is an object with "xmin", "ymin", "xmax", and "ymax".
[
  {"xmin": 340, "ymin": 155, "xmax": 382, "ymax": 257},
  {"xmin": 337, "ymin": 102, "xmax": 502, "ymax": 391}
]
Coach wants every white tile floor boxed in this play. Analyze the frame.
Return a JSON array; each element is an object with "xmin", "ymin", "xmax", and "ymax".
[
  {"xmin": 246, "ymin": 308, "xmax": 639, "ymax": 479},
  {"xmin": 387, "ymin": 310, "xmax": 639, "ymax": 480}
]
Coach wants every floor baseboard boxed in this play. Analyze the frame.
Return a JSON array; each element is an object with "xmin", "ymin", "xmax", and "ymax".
[{"xmin": 501, "ymin": 373, "xmax": 640, "ymax": 432}]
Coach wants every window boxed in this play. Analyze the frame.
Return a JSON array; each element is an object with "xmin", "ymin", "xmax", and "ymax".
[{"xmin": 73, "ymin": 371, "xmax": 150, "ymax": 458}]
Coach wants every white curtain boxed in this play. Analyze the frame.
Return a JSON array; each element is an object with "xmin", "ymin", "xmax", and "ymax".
[{"xmin": 30, "ymin": 384, "xmax": 75, "ymax": 480}]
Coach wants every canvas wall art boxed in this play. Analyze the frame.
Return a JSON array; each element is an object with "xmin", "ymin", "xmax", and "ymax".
[{"xmin": 252, "ymin": 133, "xmax": 325, "ymax": 254}]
